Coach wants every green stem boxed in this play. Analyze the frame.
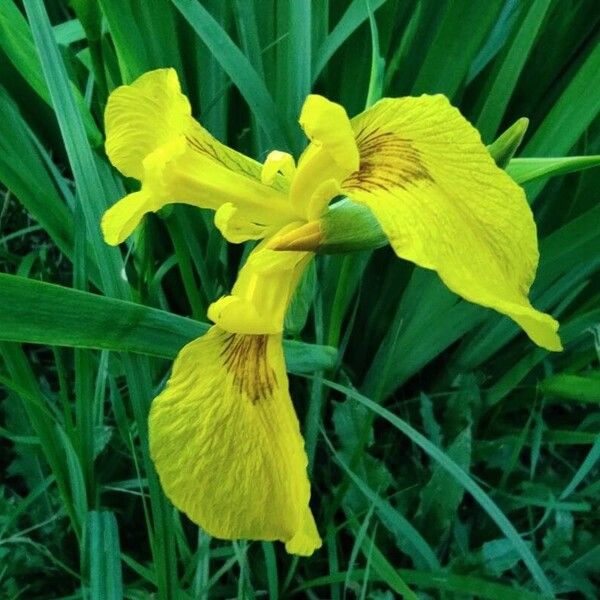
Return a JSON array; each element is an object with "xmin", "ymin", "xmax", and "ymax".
[
  {"xmin": 327, "ymin": 255, "xmax": 358, "ymax": 348},
  {"xmin": 166, "ymin": 217, "xmax": 206, "ymax": 320}
]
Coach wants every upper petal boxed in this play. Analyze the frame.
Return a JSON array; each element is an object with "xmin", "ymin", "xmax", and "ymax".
[
  {"xmin": 290, "ymin": 95, "xmax": 359, "ymax": 219},
  {"xmin": 103, "ymin": 69, "xmax": 299, "ymax": 245},
  {"xmin": 105, "ymin": 68, "xmax": 191, "ymax": 180},
  {"xmin": 342, "ymin": 95, "xmax": 561, "ymax": 351},
  {"xmin": 149, "ymin": 326, "xmax": 321, "ymax": 555},
  {"xmin": 299, "ymin": 95, "xmax": 359, "ymax": 172}
]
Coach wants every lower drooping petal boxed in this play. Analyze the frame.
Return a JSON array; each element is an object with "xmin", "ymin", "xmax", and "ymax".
[
  {"xmin": 341, "ymin": 95, "xmax": 561, "ymax": 351},
  {"xmin": 149, "ymin": 326, "xmax": 321, "ymax": 555}
]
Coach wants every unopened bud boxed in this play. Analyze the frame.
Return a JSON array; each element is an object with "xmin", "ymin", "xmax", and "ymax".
[
  {"xmin": 487, "ymin": 117, "xmax": 529, "ymax": 169},
  {"xmin": 317, "ymin": 199, "xmax": 387, "ymax": 254}
]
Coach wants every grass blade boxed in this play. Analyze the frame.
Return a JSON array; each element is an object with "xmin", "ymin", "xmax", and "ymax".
[
  {"xmin": 83, "ymin": 511, "xmax": 124, "ymax": 600},
  {"xmin": 313, "ymin": 0, "xmax": 387, "ymax": 82},
  {"xmin": 0, "ymin": 0, "xmax": 102, "ymax": 145},
  {"xmin": 507, "ymin": 155, "xmax": 600, "ymax": 184},
  {"xmin": 23, "ymin": 3, "xmax": 178, "ymax": 595},
  {"xmin": 412, "ymin": 0, "xmax": 503, "ymax": 98},
  {"xmin": 476, "ymin": 0, "xmax": 552, "ymax": 142},
  {"xmin": 171, "ymin": 0, "xmax": 290, "ymax": 149}
]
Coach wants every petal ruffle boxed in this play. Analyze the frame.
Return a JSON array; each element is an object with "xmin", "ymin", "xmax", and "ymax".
[
  {"xmin": 149, "ymin": 326, "xmax": 321, "ymax": 556},
  {"xmin": 341, "ymin": 95, "xmax": 561, "ymax": 351},
  {"xmin": 208, "ymin": 243, "xmax": 312, "ymax": 334},
  {"xmin": 105, "ymin": 68, "xmax": 191, "ymax": 180}
]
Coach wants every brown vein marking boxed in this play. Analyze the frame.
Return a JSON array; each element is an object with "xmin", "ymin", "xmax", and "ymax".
[
  {"xmin": 221, "ymin": 334, "xmax": 277, "ymax": 404},
  {"xmin": 185, "ymin": 134, "xmax": 259, "ymax": 180},
  {"xmin": 344, "ymin": 126, "xmax": 432, "ymax": 193}
]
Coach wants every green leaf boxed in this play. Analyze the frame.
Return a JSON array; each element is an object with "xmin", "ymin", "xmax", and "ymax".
[
  {"xmin": 272, "ymin": 0, "xmax": 312, "ymax": 153},
  {"xmin": 540, "ymin": 373, "xmax": 600, "ymax": 403},
  {"xmin": 312, "ymin": 0, "xmax": 387, "ymax": 82},
  {"xmin": 476, "ymin": 0, "xmax": 552, "ymax": 142},
  {"xmin": 24, "ymin": 0, "xmax": 127, "ymax": 299},
  {"xmin": 479, "ymin": 539, "xmax": 524, "ymax": 578},
  {"xmin": 0, "ymin": 343, "xmax": 81, "ymax": 533},
  {"xmin": 0, "ymin": 88, "xmax": 74, "ymax": 260},
  {"xmin": 524, "ymin": 38, "xmax": 600, "ymax": 199},
  {"xmin": 560, "ymin": 436, "xmax": 600, "ymax": 500},
  {"xmin": 355, "ymin": 536, "xmax": 419, "ymax": 600},
  {"xmin": 171, "ymin": 0, "xmax": 290, "ymax": 150},
  {"xmin": 23, "ymin": 5, "xmax": 178, "ymax": 594},
  {"xmin": 98, "ymin": 0, "xmax": 183, "ymax": 81},
  {"xmin": 83, "ymin": 511, "xmax": 123, "ymax": 600},
  {"xmin": 296, "ymin": 567, "xmax": 550, "ymax": 600},
  {"xmin": 417, "ymin": 427, "xmax": 472, "ymax": 543},
  {"xmin": 0, "ymin": 273, "xmax": 336, "ymax": 374},
  {"xmin": 412, "ymin": 0, "xmax": 503, "ymax": 98},
  {"xmin": 362, "ymin": 269, "xmax": 484, "ymax": 398},
  {"xmin": 324, "ymin": 429, "xmax": 440, "ymax": 571},
  {"xmin": 507, "ymin": 156, "xmax": 600, "ymax": 185},
  {"xmin": 487, "ymin": 118, "xmax": 529, "ymax": 168},
  {"xmin": 0, "ymin": 0, "xmax": 101, "ymax": 145},
  {"xmin": 365, "ymin": 0, "xmax": 384, "ymax": 108}
]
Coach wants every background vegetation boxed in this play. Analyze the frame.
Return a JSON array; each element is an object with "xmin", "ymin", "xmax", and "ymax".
[{"xmin": 0, "ymin": 0, "xmax": 599, "ymax": 598}]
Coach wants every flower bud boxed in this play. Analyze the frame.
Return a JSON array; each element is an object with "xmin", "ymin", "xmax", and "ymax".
[{"xmin": 487, "ymin": 117, "xmax": 529, "ymax": 169}]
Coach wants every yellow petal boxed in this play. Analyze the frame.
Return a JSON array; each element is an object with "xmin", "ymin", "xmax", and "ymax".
[
  {"xmin": 208, "ymin": 243, "xmax": 312, "ymax": 335},
  {"xmin": 167, "ymin": 140, "xmax": 296, "ymax": 241},
  {"xmin": 285, "ymin": 505, "xmax": 322, "ymax": 556},
  {"xmin": 101, "ymin": 191, "xmax": 153, "ymax": 246},
  {"xmin": 214, "ymin": 203, "xmax": 273, "ymax": 243},
  {"xmin": 105, "ymin": 68, "xmax": 191, "ymax": 180},
  {"xmin": 261, "ymin": 150, "xmax": 296, "ymax": 185},
  {"xmin": 104, "ymin": 68, "xmax": 299, "ymax": 243},
  {"xmin": 299, "ymin": 95, "xmax": 359, "ymax": 172},
  {"xmin": 342, "ymin": 95, "xmax": 561, "ymax": 351},
  {"xmin": 149, "ymin": 326, "xmax": 322, "ymax": 555},
  {"xmin": 100, "ymin": 137, "xmax": 188, "ymax": 246},
  {"xmin": 290, "ymin": 95, "xmax": 359, "ymax": 218}
]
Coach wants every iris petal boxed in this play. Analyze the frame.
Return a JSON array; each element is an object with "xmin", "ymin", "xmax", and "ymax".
[
  {"xmin": 103, "ymin": 68, "xmax": 298, "ymax": 245},
  {"xmin": 341, "ymin": 95, "xmax": 561, "ymax": 351},
  {"xmin": 149, "ymin": 326, "xmax": 321, "ymax": 555},
  {"xmin": 105, "ymin": 68, "xmax": 190, "ymax": 180},
  {"xmin": 291, "ymin": 95, "xmax": 359, "ymax": 218}
]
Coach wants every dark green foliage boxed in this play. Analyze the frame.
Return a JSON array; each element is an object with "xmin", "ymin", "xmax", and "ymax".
[{"xmin": 0, "ymin": 0, "xmax": 598, "ymax": 598}]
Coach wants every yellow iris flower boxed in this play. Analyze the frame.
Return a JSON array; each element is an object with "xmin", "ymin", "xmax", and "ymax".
[{"xmin": 101, "ymin": 68, "xmax": 561, "ymax": 556}]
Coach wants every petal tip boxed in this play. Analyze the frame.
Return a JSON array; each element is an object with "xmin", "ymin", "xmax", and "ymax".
[
  {"xmin": 284, "ymin": 507, "xmax": 322, "ymax": 556},
  {"xmin": 101, "ymin": 191, "xmax": 152, "ymax": 246}
]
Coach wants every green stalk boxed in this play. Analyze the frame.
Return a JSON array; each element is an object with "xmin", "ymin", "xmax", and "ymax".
[
  {"xmin": 166, "ymin": 216, "xmax": 206, "ymax": 320},
  {"xmin": 73, "ymin": 202, "xmax": 96, "ymax": 504}
]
